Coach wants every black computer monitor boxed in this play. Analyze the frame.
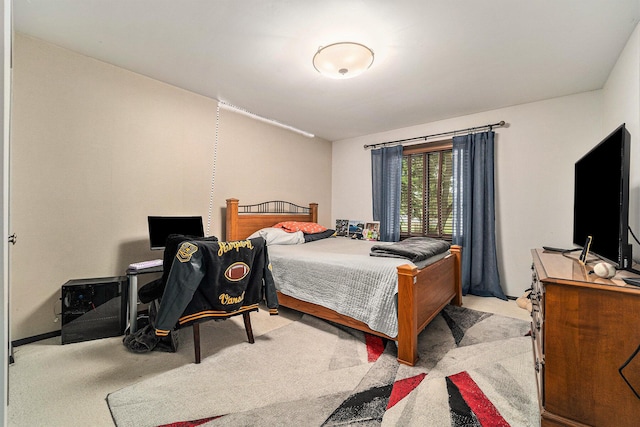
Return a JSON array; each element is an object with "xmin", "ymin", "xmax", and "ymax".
[{"xmin": 147, "ymin": 216, "xmax": 204, "ymax": 250}]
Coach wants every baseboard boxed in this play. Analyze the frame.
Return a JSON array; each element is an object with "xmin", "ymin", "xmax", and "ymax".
[
  {"xmin": 12, "ymin": 330, "xmax": 61, "ymax": 348},
  {"xmin": 11, "ymin": 307, "xmax": 150, "ymax": 349}
]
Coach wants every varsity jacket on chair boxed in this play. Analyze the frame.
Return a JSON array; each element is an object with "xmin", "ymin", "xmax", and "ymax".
[
  {"xmin": 138, "ymin": 233, "xmax": 219, "ymax": 304},
  {"xmin": 154, "ymin": 237, "xmax": 278, "ymax": 338}
]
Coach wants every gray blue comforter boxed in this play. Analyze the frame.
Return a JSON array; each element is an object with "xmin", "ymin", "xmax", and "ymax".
[{"xmin": 267, "ymin": 238, "xmax": 449, "ymax": 337}]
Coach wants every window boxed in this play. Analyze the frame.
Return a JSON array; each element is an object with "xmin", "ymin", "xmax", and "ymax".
[{"xmin": 400, "ymin": 140, "xmax": 453, "ymax": 240}]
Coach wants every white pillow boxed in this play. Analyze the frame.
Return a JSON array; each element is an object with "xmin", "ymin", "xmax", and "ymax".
[{"xmin": 248, "ymin": 228, "xmax": 305, "ymax": 245}]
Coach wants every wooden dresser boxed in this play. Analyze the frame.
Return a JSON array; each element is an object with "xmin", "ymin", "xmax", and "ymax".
[{"xmin": 530, "ymin": 248, "xmax": 640, "ymax": 426}]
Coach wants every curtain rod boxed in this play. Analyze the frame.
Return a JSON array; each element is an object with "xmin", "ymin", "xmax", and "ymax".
[{"xmin": 363, "ymin": 120, "xmax": 506, "ymax": 149}]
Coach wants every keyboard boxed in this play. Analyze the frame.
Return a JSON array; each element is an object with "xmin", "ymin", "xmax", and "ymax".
[{"xmin": 128, "ymin": 259, "xmax": 163, "ymax": 271}]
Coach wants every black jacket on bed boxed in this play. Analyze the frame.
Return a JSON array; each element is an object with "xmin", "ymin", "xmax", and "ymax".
[{"xmin": 154, "ymin": 237, "xmax": 278, "ymax": 337}]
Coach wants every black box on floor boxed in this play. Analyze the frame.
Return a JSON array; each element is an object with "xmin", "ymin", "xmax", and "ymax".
[{"xmin": 61, "ymin": 276, "xmax": 128, "ymax": 344}]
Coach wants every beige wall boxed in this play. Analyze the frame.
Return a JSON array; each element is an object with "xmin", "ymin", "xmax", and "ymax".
[
  {"xmin": 9, "ymin": 34, "xmax": 331, "ymax": 339},
  {"xmin": 332, "ymin": 92, "xmax": 603, "ymax": 298}
]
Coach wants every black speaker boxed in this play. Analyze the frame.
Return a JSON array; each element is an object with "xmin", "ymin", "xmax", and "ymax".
[{"xmin": 61, "ymin": 276, "xmax": 128, "ymax": 344}]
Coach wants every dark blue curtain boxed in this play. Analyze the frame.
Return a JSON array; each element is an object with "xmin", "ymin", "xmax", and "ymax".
[
  {"xmin": 371, "ymin": 145, "xmax": 403, "ymax": 242},
  {"xmin": 452, "ymin": 131, "xmax": 506, "ymax": 299}
]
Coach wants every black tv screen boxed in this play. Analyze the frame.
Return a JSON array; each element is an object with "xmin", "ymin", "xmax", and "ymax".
[
  {"xmin": 573, "ymin": 124, "xmax": 631, "ymax": 269},
  {"xmin": 147, "ymin": 216, "xmax": 204, "ymax": 250}
]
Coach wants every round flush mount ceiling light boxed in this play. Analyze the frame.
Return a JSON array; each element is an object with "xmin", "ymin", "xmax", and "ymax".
[{"xmin": 313, "ymin": 42, "xmax": 374, "ymax": 79}]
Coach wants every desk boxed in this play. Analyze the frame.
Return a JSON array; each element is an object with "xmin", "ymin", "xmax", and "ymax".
[{"xmin": 126, "ymin": 266, "xmax": 162, "ymax": 333}]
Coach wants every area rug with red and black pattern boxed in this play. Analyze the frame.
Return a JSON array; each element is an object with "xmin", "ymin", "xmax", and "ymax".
[{"xmin": 107, "ymin": 305, "xmax": 538, "ymax": 426}]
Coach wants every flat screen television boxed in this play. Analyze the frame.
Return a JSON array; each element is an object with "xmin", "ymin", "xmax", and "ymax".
[
  {"xmin": 573, "ymin": 124, "xmax": 632, "ymax": 270},
  {"xmin": 147, "ymin": 216, "xmax": 204, "ymax": 250}
]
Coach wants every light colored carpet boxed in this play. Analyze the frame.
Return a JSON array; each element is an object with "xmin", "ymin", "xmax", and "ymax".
[
  {"xmin": 7, "ymin": 296, "xmax": 533, "ymax": 426},
  {"xmin": 107, "ymin": 306, "xmax": 538, "ymax": 427},
  {"xmin": 8, "ymin": 307, "xmax": 298, "ymax": 427}
]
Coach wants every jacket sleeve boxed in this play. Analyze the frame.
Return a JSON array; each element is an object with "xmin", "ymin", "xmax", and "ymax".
[
  {"xmin": 262, "ymin": 244, "xmax": 279, "ymax": 315},
  {"xmin": 154, "ymin": 241, "xmax": 205, "ymax": 336}
]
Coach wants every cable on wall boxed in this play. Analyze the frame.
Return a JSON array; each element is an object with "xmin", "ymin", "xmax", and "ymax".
[
  {"xmin": 206, "ymin": 103, "xmax": 220, "ymax": 236},
  {"xmin": 218, "ymin": 101, "xmax": 315, "ymax": 138}
]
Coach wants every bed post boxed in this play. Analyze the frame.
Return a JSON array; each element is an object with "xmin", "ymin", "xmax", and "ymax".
[
  {"xmin": 450, "ymin": 245, "xmax": 463, "ymax": 306},
  {"xmin": 226, "ymin": 198, "xmax": 239, "ymax": 241},
  {"xmin": 310, "ymin": 203, "xmax": 318, "ymax": 223},
  {"xmin": 396, "ymin": 264, "xmax": 419, "ymax": 366}
]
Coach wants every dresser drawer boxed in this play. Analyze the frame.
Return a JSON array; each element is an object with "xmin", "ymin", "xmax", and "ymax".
[
  {"xmin": 530, "ymin": 261, "xmax": 546, "ymax": 408},
  {"xmin": 530, "ymin": 264, "xmax": 545, "ymax": 319},
  {"xmin": 531, "ymin": 319, "xmax": 545, "ymax": 406}
]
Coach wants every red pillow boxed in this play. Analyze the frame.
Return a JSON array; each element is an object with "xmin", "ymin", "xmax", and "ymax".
[{"xmin": 273, "ymin": 221, "xmax": 327, "ymax": 234}]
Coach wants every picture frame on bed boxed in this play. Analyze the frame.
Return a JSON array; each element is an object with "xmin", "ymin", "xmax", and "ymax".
[
  {"xmin": 348, "ymin": 220, "xmax": 365, "ymax": 239},
  {"xmin": 335, "ymin": 219, "xmax": 349, "ymax": 236},
  {"xmin": 363, "ymin": 221, "xmax": 380, "ymax": 241}
]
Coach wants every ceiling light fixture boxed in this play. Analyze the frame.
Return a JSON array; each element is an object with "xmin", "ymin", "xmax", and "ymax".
[{"xmin": 313, "ymin": 42, "xmax": 374, "ymax": 79}]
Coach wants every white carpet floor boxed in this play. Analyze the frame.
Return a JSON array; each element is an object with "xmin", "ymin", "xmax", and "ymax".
[{"xmin": 7, "ymin": 296, "xmax": 531, "ymax": 427}]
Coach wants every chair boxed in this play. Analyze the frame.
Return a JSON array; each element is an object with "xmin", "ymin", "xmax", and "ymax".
[
  {"xmin": 156, "ymin": 238, "xmax": 277, "ymax": 364},
  {"xmin": 191, "ymin": 310, "xmax": 256, "ymax": 364}
]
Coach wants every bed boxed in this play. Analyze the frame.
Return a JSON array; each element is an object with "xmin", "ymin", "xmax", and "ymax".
[{"xmin": 225, "ymin": 198, "xmax": 462, "ymax": 366}]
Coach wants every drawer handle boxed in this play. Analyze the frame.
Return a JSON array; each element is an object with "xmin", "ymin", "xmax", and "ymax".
[{"xmin": 531, "ymin": 300, "xmax": 540, "ymax": 313}]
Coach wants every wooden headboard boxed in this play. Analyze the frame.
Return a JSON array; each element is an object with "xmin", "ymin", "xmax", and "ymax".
[{"xmin": 226, "ymin": 198, "xmax": 318, "ymax": 240}]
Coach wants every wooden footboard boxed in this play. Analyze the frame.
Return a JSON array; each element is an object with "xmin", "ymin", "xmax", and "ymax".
[
  {"xmin": 397, "ymin": 245, "xmax": 462, "ymax": 365},
  {"xmin": 225, "ymin": 198, "xmax": 463, "ymax": 366}
]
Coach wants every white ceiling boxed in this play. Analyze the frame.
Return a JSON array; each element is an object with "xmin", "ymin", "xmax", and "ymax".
[{"xmin": 12, "ymin": 0, "xmax": 640, "ymax": 141}]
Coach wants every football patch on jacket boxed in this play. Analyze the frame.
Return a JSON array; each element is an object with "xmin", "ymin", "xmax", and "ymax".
[
  {"xmin": 225, "ymin": 262, "xmax": 250, "ymax": 281},
  {"xmin": 176, "ymin": 242, "xmax": 198, "ymax": 263}
]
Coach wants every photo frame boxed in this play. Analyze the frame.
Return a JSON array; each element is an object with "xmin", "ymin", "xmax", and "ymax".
[
  {"xmin": 363, "ymin": 221, "xmax": 380, "ymax": 241},
  {"xmin": 348, "ymin": 220, "xmax": 365, "ymax": 239},
  {"xmin": 335, "ymin": 219, "xmax": 349, "ymax": 237}
]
